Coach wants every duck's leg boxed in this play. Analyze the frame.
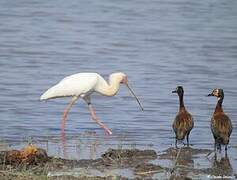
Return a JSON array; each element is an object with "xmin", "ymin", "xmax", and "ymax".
[
  {"xmin": 225, "ymin": 144, "xmax": 228, "ymax": 152},
  {"xmin": 214, "ymin": 151, "xmax": 217, "ymax": 161},
  {"xmin": 61, "ymin": 96, "xmax": 78, "ymax": 132},
  {"xmin": 186, "ymin": 132, "xmax": 190, "ymax": 146},
  {"xmin": 225, "ymin": 148, "xmax": 228, "ymax": 157},
  {"xmin": 218, "ymin": 143, "xmax": 221, "ymax": 153},
  {"xmin": 175, "ymin": 139, "xmax": 178, "ymax": 148},
  {"xmin": 214, "ymin": 138, "xmax": 217, "ymax": 151}
]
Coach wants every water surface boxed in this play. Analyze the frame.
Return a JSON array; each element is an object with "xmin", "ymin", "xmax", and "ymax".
[{"xmin": 0, "ymin": 0, "xmax": 237, "ymax": 177}]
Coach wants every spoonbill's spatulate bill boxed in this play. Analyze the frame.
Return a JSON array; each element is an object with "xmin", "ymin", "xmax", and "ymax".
[{"xmin": 40, "ymin": 72, "xmax": 143, "ymax": 135}]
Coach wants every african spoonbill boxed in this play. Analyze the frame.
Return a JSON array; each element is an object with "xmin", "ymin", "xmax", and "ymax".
[{"xmin": 40, "ymin": 72, "xmax": 143, "ymax": 135}]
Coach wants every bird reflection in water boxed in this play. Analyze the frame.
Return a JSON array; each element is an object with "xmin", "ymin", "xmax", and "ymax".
[
  {"xmin": 169, "ymin": 147, "xmax": 194, "ymax": 179},
  {"xmin": 61, "ymin": 130, "xmax": 99, "ymax": 159},
  {"xmin": 211, "ymin": 152, "xmax": 233, "ymax": 177}
]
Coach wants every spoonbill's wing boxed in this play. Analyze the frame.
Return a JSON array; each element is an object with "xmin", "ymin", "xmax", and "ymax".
[{"xmin": 40, "ymin": 73, "xmax": 99, "ymax": 100}]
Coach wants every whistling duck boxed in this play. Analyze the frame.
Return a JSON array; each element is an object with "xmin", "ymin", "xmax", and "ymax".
[
  {"xmin": 208, "ymin": 89, "xmax": 232, "ymax": 152},
  {"xmin": 172, "ymin": 86, "xmax": 194, "ymax": 147}
]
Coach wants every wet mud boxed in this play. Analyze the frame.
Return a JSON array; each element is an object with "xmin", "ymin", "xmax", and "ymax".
[{"xmin": 0, "ymin": 145, "xmax": 236, "ymax": 179}]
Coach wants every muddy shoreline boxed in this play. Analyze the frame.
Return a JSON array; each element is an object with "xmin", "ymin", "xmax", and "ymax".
[{"xmin": 0, "ymin": 146, "xmax": 236, "ymax": 179}]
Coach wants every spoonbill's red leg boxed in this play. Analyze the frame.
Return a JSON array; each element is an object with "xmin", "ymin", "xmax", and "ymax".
[
  {"xmin": 61, "ymin": 96, "xmax": 78, "ymax": 132},
  {"xmin": 88, "ymin": 104, "xmax": 112, "ymax": 135}
]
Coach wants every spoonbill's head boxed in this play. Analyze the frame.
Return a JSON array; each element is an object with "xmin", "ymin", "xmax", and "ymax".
[
  {"xmin": 110, "ymin": 72, "xmax": 144, "ymax": 111},
  {"xmin": 208, "ymin": 88, "xmax": 224, "ymax": 99},
  {"xmin": 172, "ymin": 86, "xmax": 184, "ymax": 96},
  {"xmin": 110, "ymin": 72, "xmax": 127, "ymax": 84}
]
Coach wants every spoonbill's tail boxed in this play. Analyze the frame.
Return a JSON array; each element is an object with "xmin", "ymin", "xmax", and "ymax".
[{"xmin": 40, "ymin": 84, "xmax": 64, "ymax": 100}]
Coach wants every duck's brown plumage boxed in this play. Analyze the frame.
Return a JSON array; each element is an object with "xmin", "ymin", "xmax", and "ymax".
[
  {"xmin": 173, "ymin": 108, "xmax": 193, "ymax": 141},
  {"xmin": 208, "ymin": 89, "xmax": 232, "ymax": 151},
  {"xmin": 211, "ymin": 113, "xmax": 232, "ymax": 145},
  {"xmin": 172, "ymin": 86, "xmax": 194, "ymax": 147}
]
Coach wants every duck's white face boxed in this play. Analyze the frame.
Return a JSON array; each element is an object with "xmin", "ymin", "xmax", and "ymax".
[
  {"xmin": 212, "ymin": 89, "xmax": 219, "ymax": 97},
  {"xmin": 208, "ymin": 88, "xmax": 224, "ymax": 101}
]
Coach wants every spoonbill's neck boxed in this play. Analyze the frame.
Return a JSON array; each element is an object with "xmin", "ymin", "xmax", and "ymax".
[{"xmin": 96, "ymin": 75, "xmax": 122, "ymax": 96}]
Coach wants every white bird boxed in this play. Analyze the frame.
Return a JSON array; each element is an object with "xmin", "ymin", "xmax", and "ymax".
[{"xmin": 40, "ymin": 72, "xmax": 143, "ymax": 135}]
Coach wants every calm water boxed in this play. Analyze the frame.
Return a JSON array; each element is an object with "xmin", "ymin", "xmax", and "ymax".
[{"xmin": 0, "ymin": 0, "xmax": 237, "ymax": 176}]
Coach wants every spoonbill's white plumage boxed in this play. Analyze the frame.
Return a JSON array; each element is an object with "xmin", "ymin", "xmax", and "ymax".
[{"xmin": 40, "ymin": 72, "xmax": 143, "ymax": 135}]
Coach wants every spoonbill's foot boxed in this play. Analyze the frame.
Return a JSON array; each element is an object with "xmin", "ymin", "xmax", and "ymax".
[{"xmin": 105, "ymin": 128, "xmax": 112, "ymax": 135}]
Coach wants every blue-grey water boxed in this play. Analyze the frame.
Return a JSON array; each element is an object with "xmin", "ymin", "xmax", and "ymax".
[{"xmin": 0, "ymin": 0, "xmax": 237, "ymax": 178}]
